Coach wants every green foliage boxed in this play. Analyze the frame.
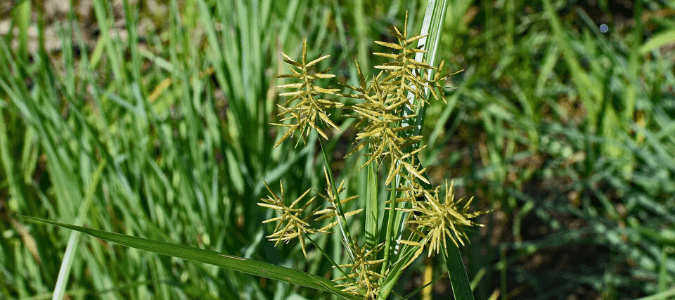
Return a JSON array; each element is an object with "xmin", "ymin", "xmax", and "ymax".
[
  {"xmin": 2, "ymin": 0, "xmax": 675, "ymax": 299},
  {"xmin": 428, "ymin": 0, "xmax": 675, "ymax": 299},
  {"xmin": 22, "ymin": 216, "xmax": 360, "ymax": 300}
]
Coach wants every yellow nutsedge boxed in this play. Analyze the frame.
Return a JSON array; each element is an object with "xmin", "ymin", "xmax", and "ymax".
[
  {"xmin": 313, "ymin": 167, "xmax": 362, "ymax": 232},
  {"xmin": 333, "ymin": 239, "xmax": 386, "ymax": 299},
  {"xmin": 399, "ymin": 181, "xmax": 489, "ymax": 259},
  {"xmin": 258, "ymin": 181, "xmax": 325, "ymax": 257},
  {"xmin": 274, "ymin": 39, "xmax": 343, "ymax": 147}
]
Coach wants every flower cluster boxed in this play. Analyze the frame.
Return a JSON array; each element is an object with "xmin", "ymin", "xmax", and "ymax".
[
  {"xmin": 334, "ymin": 240, "xmax": 385, "ymax": 299},
  {"xmin": 274, "ymin": 39, "xmax": 342, "ymax": 147},
  {"xmin": 344, "ymin": 15, "xmax": 447, "ymax": 186},
  {"xmin": 259, "ymin": 13, "xmax": 488, "ymax": 300},
  {"xmin": 257, "ymin": 181, "xmax": 322, "ymax": 257},
  {"xmin": 397, "ymin": 180, "xmax": 488, "ymax": 263},
  {"xmin": 257, "ymin": 169, "xmax": 362, "ymax": 259}
]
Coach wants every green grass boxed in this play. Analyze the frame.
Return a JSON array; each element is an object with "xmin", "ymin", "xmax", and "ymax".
[
  {"xmin": 1, "ymin": 0, "xmax": 675, "ymax": 299},
  {"xmin": 423, "ymin": 1, "xmax": 675, "ymax": 299}
]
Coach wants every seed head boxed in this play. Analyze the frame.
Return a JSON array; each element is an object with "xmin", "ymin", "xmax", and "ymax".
[
  {"xmin": 313, "ymin": 167, "xmax": 362, "ymax": 232},
  {"xmin": 334, "ymin": 240, "xmax": 386, "ymax": 299},
  {"xmin": 274, "ymin": 39, "xmax": 342, "ymax": 147},
  {"xmin": 258, "ymin": 181, "xmax": 324, "ymax": 257},
  {"xmin": 344, "ymin": 12, "xmax": 447, "ymax": 185},
  {"xmin": 399, "ymin": 181, "xmax": 488, "ymax": 256}
]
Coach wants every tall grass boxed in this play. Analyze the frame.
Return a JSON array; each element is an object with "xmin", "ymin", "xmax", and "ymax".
[
  {"xmin": 424, "ymin": 0, "xmax": 675, "ymax": 299},
  {"xmin": 0, "ymin": 1, "xmax": 349, "ymax": 299}
]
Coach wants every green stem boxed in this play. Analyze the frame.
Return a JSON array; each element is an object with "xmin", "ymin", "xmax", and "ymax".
[
  {"xmin": 365, "ymin": 161, "xmax": 379, "ymax": 250},
  {"xmin": 318, "ymin": 138, "xmax": 356, "ymax": 261},
  {"xmin": 380, "ymin": 175, "xmax": 400, "ymax": 275},
  {"xmin": 52, "ymin": 160, "xmax": 107, "ymax": 300},
  {"xmin": 305, "ymin": 235, "xmax": 357, "ymax": 287}
]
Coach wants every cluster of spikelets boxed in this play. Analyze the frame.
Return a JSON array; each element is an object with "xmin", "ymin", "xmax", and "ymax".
[
  {"xmin": 273, "ymin": 39, "xmax": 342, "ymax": 147},
  {"xmin": 258, "ymin": 15, "xmax": 488, "ymax": 299},
  {"xmin": 395, "ymin": 180, "xmax": 486, "ymax": 268}
]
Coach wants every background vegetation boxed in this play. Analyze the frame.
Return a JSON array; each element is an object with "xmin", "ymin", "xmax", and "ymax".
[{"xmin": 1, "ymin": 0, "xmax": 674, "ymax": 299}]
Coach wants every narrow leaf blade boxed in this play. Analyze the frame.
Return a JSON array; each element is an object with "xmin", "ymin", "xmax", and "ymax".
[
  {"xmin": 365, "ymin": 163, "xmax": 378, "ymax": 250},
  {"xmin": 442, "ymin": 244, "xmax": 474, "ymax": 300},
  {"xmin": 23, "ymin": 216, "xmax": 359, "ymax": 300}
]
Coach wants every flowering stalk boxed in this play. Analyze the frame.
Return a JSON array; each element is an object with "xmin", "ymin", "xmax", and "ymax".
[{"xmin": 259, "ymin": 11, "xmax": 489, "ymax": 300}]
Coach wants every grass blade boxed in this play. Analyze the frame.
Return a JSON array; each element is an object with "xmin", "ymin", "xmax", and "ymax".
[
  {"xmin": 419, "ymin": 1, "xmax": 475, "ymax": 299},
  {"xmin": 24, "ymin": 216, "xmax": 360, "ymax": 300},
  {"xmin": 639, "ymin": 28, "xmax": 675, "ymax": 55},
  {"xmin": 636, "ymin": 289, "xmax": 675, "ymax": 300},
  {"xmin": 52, "ymin": 160, "xmax": 107, "ymax": 300},
  {"xmin": 442, "ymin": 244, "xmax": 474, "ymax": 300},
  {"xmin": 378, "ymin": 243, "xmax": 422, "ymax": 299},
  {"xmin": 365, "ymin": 163, "xmax": 378, "ymax": 250}
]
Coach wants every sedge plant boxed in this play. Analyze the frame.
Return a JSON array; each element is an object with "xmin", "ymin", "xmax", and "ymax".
[
  {"xmin": 23, "ymin": 3, "xmax": 488, "ymax": 300},
  {"xmin": 257, "ymin": 11, "xmax": 489, "ymax": 300}
]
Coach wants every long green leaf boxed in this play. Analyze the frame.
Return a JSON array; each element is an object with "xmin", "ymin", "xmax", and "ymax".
[
  {"xmin": 378, "ymin": 243, "xmax": 422, "ymax": 299},
  {"xmin": 636, "ymin": 288, "xmax": 675, "ymax": 300},
  {"xmin": 421, "ymin": 0, "xmax": 476, "ymax": 297},
  {"xmin": 442, "ymin": 244, "xmax": 475, "ymax": 300},
  {"xmin": 639, "ymin": 28, "xmax": 675, "ymax": 55},
  {"xmin": 23, "ymin": 216, "xmax": 359, "ymax": 300},
  {"xmin": 365, "ymin": 163, "xmax": 378, "ymax": 250},
  {"xmin": 52, "ymin": 159, "xmax": 107, "ymax": 300}
]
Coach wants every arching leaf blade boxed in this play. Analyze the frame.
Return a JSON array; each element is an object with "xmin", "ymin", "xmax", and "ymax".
[{"xmin": 22, "ymin": 216, "xmax": 359, "ymax": 300}]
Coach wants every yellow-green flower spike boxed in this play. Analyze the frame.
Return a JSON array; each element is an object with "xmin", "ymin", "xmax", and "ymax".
[
  {"xmin": 258, "ymin": 181, "xmax": 325, "ymax": 257},
  {"xmin": 399, "ymin": 181, "xmax": 489, "ymax": 256},
  {"xmin": 333, "ymin": 240, "xmax": 386, "ymax": 299},
  {"xmin": 274, "ymin": 39, "xmax": 342, "ymax": 147}
]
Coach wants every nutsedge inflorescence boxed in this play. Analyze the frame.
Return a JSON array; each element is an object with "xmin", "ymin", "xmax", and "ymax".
[{"xmin": 258, "ymin": 14, "xmax": 489, "ymax": 299}]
